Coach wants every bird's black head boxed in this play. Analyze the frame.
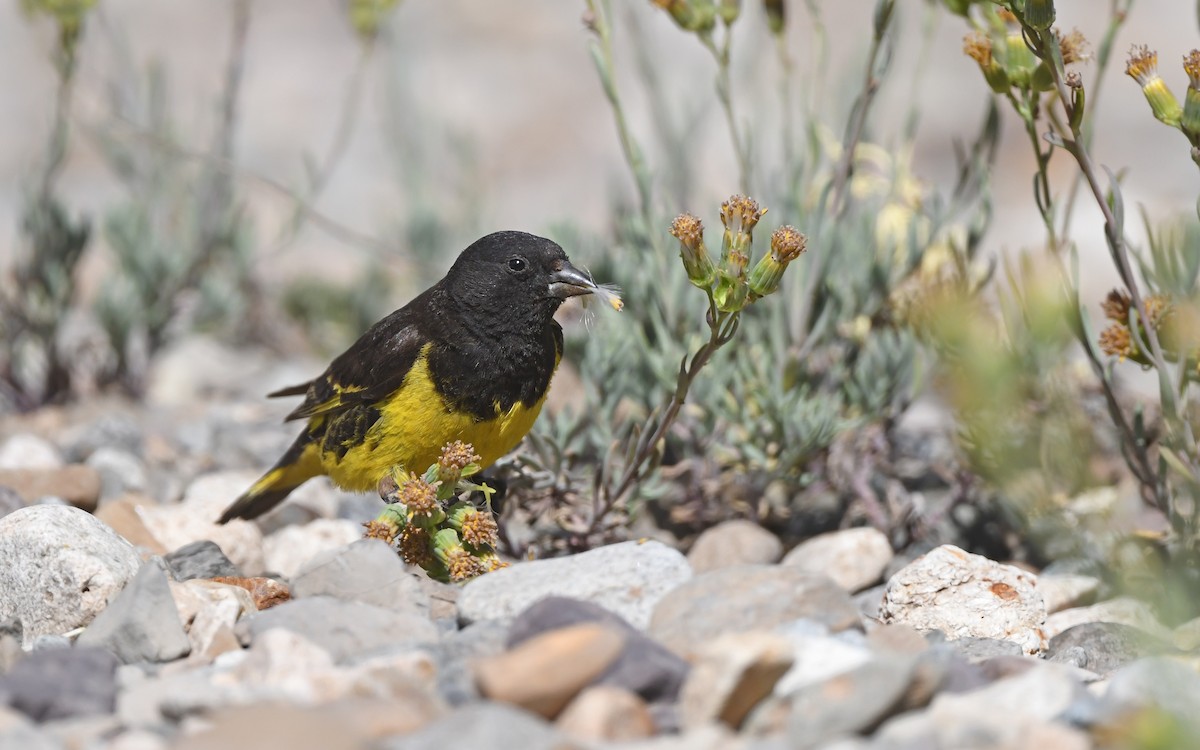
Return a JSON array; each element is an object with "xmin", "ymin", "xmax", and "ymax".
[{"xmin": 443, "ymin": 231, "xmax": 596, "ymax": 323}]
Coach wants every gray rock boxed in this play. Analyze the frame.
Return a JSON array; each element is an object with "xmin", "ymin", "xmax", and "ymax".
[
  {"xmin": 381, "ymin": 702, "xmax": 580, "ymax": 750},
  {"xmin": 687, "ymin": 520, "xmax": 783, "ymax": 573},
  {"xmin": 0, "ymin": 647, "xmax": 119, "ymax": 722},
  {"xmin": 1047, "ymin": 622, "xmax": 1173, "ymax": 675},
  {"xmin": 0, "ymin": 506, "xmax": 140, "ymax": 645},
  {"xmin": 435, "ymin": 619, "xmax": 510, "ymax": 705},
  {"xmin": 945, "ymin": 636, "xmax": 1023, "ymax": 663},
  {"xmin": 0, "ymin": 489, "xmax": 22, "ymax": 522},
  {"xmin": 85, "ymin": 448, "xmax": 148, "ymax": 502},
  {"xmin": 506, "ymin": 598, "xmax": 690, "ymax": 705},
  {"xmin": 771, "ymin": 629, "xmax": 873, "ymax": 697},
  {"xmin": 854, "ymin": 585, "xmax": 885, "ymax": 621},
  {"xmin": 1044, "ymin": 596, "xmax": 1173, "ymax": 641},
  {"xmin": 61, "ymin": 415, "xmax": 143, "ymax": 462},
  {"xmin": 30, "ymin": 637, "xmax": 71, "ymax": 652},
  {"xmin": 164, "ymin": 541, "xmax": 242, "ymax": 581},
  {"xmin": 457, "ymin": 541, "xmax": 691, "ymax": 630},
  {"xmin": 235, "ymin": 596, "xmax": 437, "ymax": 663},
  {"xmin": 76, "ymin": 562, "xmax": 191, "ymax": 664},
  {"xmin": 650, "ymin": 566, "xmax": 860, "ymax": 658},
  {"xmin": 262, "ymin": 519, "xmax": 362, "ymax": 578},
  {"xmin": 292, "ymin": 539, "xmax": 429, "ymax": 616},
  {"xmin": 0, "ymin": 709, "xmax": 63, "ymax": 750},
  {"xmin": 782, "ymin": 527, "xmax": 894, "ymax": 593},
  {"xmin": 1101, "ymin": 656, "xmax": 1200, "ymax": 729}
]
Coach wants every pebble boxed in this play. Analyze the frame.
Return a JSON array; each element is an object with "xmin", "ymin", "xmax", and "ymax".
[
  {"xmin": 458, "ymin": 540, "xmax": 691, "ymax": 630},
  {"xmin": 880, "ymin": 544, "xmax": 1047, "ymax": 654},
  {"xmin": 261, "ymin": 519, "xmax": 363, "ymax": 578},
  {"xmin": 475, "ymin": 623, "xmax": 626, "ymax": 719},
  {"xmin": 1100, "ymin": 656, "xmax": 1200, "ymax": 731},
  {"xmin": 781, "ymin": 527, "xmax": 894, "ymax": 593},
  {"xmin": 686, "ymin": 520, "xmax": 783, "ymax": 573},
  {"xmin": 94, "ymin": 497, "xmax": 168, "ymax": 556},
  {"xmin": 0, "ymin": 647, "xmax": 120, "ymax": 722},
  {"xmin": 649, "ymin": 565, "xmax": 861, "ymax": 658},
  {"xmin": 234, "ymin": 596, "xmax": 437, "ymax": 664},
  {"xmin": 76, "ymin": 562, "xmax": 192, "ymax": 664},
  {"xmin": 0, "ymin": 487, "xmax": 23, "ymax": 521},
  {"xmin": 138, "ymin": 472, "xmax": 265, "ymax": 574},
  {"xmin": 1044, "ymin": 596, "xmax": 1173, "ymax": 641},
  {"xmin": 1047, "ymin": 622, "xmax": 1173, "ymax": 675},
  {"xmin": 556, "ymin": 685, "xmax": 656, "ymax": 742},
  {"xmin": 169, "ymin": 579, "xmax": 256, "ymax": 661},
  {"xmin": 211, "ymin": 576, "xmax": 291, "ymax": 610},
  {"xmin": 291, "ymin": 539, "xmax": 429, "ymax": 616},
  {"xmin": 0, "ymin": 434, "xmax": 63, "ymax": 470},
  {"xmin": 0, "ymin": 466, "xmax": 102, "ymax": 511},
  {"xmin": 85, "ymin": 447, "xmax": 149, "ymax": 502},
  {"xmin": 1037, "ymin": 573, "xmax": 1101, "ymax": 614},
  {"xmin": 164, "ymin": 540, "xmax": 242, "ymax": 581},
  {"xmin": 0, "ymin": 505, "xmax": 140, "ymax": 645},
  {"xmin": 679, "ymin": 631, "xmax": 794, "ymax": 729},
  {"xmin": 381, "ymin": 701, "xmax": 579, "ymax": 750}
]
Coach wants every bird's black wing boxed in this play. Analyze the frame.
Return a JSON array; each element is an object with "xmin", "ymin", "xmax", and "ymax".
[{"xmin": 275, "ymin": 301, "xmax": 431, "ymax": 423}]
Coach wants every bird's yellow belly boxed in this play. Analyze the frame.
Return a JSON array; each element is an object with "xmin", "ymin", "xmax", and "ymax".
[{"xmin": 320, "ymin": 356, "xmax": 546, "ymax": 491}]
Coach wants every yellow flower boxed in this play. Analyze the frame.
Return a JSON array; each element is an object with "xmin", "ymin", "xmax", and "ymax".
[{"xmin": 1126, "ymin": 45, "xmax": 1182, "ymax": 127}]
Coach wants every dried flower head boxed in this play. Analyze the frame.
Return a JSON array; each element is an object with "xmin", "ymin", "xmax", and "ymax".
[
  {"xmin": 362, "ymin": 518, "xmax": 398, "ymax": 545},
  {"xmin": 1102, "ymin": 289, "xmax": 1131, "ymax": 322},
  {"xmin": 399, "ymin": 475, "xmax": 440, "ymax": 517},
  {"xmin": 719, "ymin": 195, "xmax": 766, "ymax": 235},
  {"xmin": 671, "ymin": 212, "xmax": 716, "ymax": 287},
  {"xmin": 671, "ymin": 213, "xmax": 705, "ymax": 248},
  {"xmin": 399, "ymin": 524, "xmax": 434, "ymax": 567},
  {"xmin": 480, "ymin": 553, "xmax": 511, "ymax": 573},
  {"xmin": 1126, "ymin": 45, "xmax": 1160, "ymax": 86},
  {"xmin": 963, "ymin": 32, "xmax": 993, "ymax": 67},
  {"xmin": 445, "ymin": 547, "xmax": 487, "ymax": 582},
  {"xmin": 1127, "ymin": 45, "xmax": 1183, "ymax": 126},
  {"xmin": 1057, "ymin": 29, "xmax": 1090, "ymax": 66},
  {"xmin": 770, "ymin": 225, "xmax": 807, "ymax": 262},
  {"xmin": 439, "ymin": 441, "xmax": 480, "ymax": 474},
  {"xmin": 1185, "ymin": 50, "xmax": 1200, "ymax": 89},
  {"xmin": 460, "ymin": 509, "xmax": 500, "ymax": 549},
  {"xmin": 996, "ymin": 8, "xmax": 1018, "ymax": 26},
  {"xmin": 1066, "ymin": 71, "xmax": 1082, "ymax": 89},
  {"xmin": 1144, "ymin": 293, "xmax": 1171, "ymax": 328},
  {"xmin": 1098, "ymin": 324, "xmax": 1133, "ymax": 360}
]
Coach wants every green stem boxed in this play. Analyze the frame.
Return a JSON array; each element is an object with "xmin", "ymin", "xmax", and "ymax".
[{"xmin": 702, "ymin": 32, "xmax": 751, "ymax": 193}]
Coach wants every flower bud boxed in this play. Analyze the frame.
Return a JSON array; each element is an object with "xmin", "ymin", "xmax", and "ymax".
[
  {"xmin": 1024, "ymin": 0, "xmax": 1055, "ymax": 31},
  {"xmin": 1183, "ymin": 50, "xmax": 1200, "ymax": 141},
  {"xmin": 963, "ymin": 33, "xmax": 1010, "ymax": 94},
  {"xmin": 1127, "ymin": 45, "xmax": 1182, "ymax": 127},
  {"xmin": 670, "ymin": 213, "xmax": 716, "ymax": 288},
  {"xmin": 748, "ymin": 225, "xmax": 807, "ymax": 298}
]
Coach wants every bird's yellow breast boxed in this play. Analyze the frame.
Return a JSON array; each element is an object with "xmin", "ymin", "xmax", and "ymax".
[{"xmin": 319, "ymin": 353, "xmax": 547, "ymax": 491}]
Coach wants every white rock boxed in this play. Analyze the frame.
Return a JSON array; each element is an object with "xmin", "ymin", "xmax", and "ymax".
[
  {"xmin": 262, "ymin": 519, "xmax": 363, "ymax": 578},
  {"xmin": 1045, "ymin": 596, "xmax": 1172, "ymax": 641},
  {"xmin": 782, "ymin": 527, "xmax": 894, "ymax": 593},
  {"xmin": 1038, "ymin": 573, "xmax": 1101, "ymax": 614},
  {"xmin": 459, "ymin": 540, "xmax": 692, "ymax": 630},
  {"xmin": 0, "ymin": 433, "xmax": 63, "ymax": 470},
  {"xmin": 687, "ymin": 520, "xmax": 783, "ymax": 573},
  {"xmin": 772, "ymin": 631, "xmax": 874, "ymax": 696},
  {"xmin": 680, "ymin": 631, "xmax": 795, "ymax": 729},
  {"xmin": 137, "ymin": 471, "xmax": 265, "ymax": 575},
  {"xmin": 0, "ymin": 505, "xmax": 140, "ymax": 645},
  {"xmin": 879, "ymin": 544, "xmax": 1047, "ymax": 655},
  {"xmin": 170, "ymin": 580, "xmax": 256, "ymax": 661}
]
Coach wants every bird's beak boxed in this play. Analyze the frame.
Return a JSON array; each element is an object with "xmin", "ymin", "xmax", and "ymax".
[{"xmin": 548, "ymin": 260, "xmax": 597, "ymax": 299}]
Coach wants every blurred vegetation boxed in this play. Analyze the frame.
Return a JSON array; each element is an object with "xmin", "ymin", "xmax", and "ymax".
[{"xmin": 5, "ymin": 0, "xmax": 1200, "ymax": 625}]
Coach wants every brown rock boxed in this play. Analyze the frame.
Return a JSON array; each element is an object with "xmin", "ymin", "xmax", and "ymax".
[
  {"xmin": 211, "ymin": 576, "xmax": 291, "ymax": 610},
  {"xmin": 94, "ymin": 496, "xmax": 167, "ymax": 555},
  {"xmin": 687, "ymin": 520, "xmax": 783, "ymax": 573},
  {"xmin": 679, "ymin": 631, "xmax": 794, "ymax": 729},
  {"xmin": 556, "ymin": 686, "xmax": 656, "ymax": 742},
  {"xmin": 0, "ymin": 466, "xmax": 101, "ymax": 511},
  {"xmin": 172, "ymin": 703, "xmax": 372, "ymax": 750},
  {"xmin": 474, "ymin": 623, "xmax": 626, "ymax": 719}
]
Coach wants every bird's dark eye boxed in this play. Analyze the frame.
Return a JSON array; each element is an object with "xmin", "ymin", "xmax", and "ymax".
[{"xmin": 508, "ymin": 257, "xmax": 527, "ymax": 272}]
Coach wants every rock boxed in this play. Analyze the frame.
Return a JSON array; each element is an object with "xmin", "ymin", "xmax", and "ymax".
[
  {"xmin": 40, "ymin": 714, "xmax": 120, "ymax": 749},
  {"xmin": 0, "ymin": 488, "xmax": 23, "ymax": 521},
  {"xmin": 687, "ymin": 520, "xmax": 783, "ymax": 573},
  {"xmin": 879, "ymin": 544, "xmax": 1047, "ymax": 655},
  {"xmin": 650, "ymin": 566, "xmax": 860, "ymax": 658},
  {"xmin": 1101, "ymin": 656, "xmax": 1200, "ymax": 730},
  {"xmin": 292, "ymin": 539, "xmax": 429, "ymax": 616},
  {"xmin": 169, "ymin": 580, "xmax": 256, "ymax": 661},
  {"xmin": 380, "ymin": 702, "xmax": 578, "ymax": 750},
  {"xmin": 680, "ymin": 631, "xmax": 794, "ymax": 729},
  {"xmin": 0, "ymin": 505, "xmax": 140, "ymax": 644},
  {"xmin": 1044, "ymin": 596, "xmax": 1172, "ymax": 641},
  {"xmin": 0, "ymin": 706, "xmax": 62, "ymax": 750},
  {"xmin": 1174, "ymin": 616, "xmax": 1200, "ymax": 651},
  {"xmin": 85, "ymin": 448, "xmax": 148, "ymax": 502},
  {"xmin": 262, "ymin": 519, "xmax": 363, "ymax": 578},
  {"xmin": 0, "ymin": 467, "xmax": 101, "ymax": 511},
  {"xmin": 93, "ymin": 498, "xmax": 168, "ymax": 555},
  {"xmin": 171, "ymin": 702, "xmax": 373, "ymax": 750},
  {"xmin": 61, "ymin": 415, "xmax": 143, "ymax": 462},
  {"xmin": 474, "ymin": 623, "xmax": 626, "ymax": 719},
  {"xmin": 106, "ymin": 729, "xmax": 169, "ymax": 750},
  {"xmin": 164, "ymin": 540, "xmax": 241, "ymax": 581},
  {"xmin": 1048, "ymin": 623, "xmax": 1174, "ymax": 675},
  {"xmin": 138, "ymin": 472, "xmax": 265, "ymax": 574},
  {"xmin": 0, "ymin": 647, "xmax": 119, "ymax": 721},
  {"xmin": 0, "ymin": 633, "xmax": 21, "ymax": 674},
  {"xmin": 211, "ymin": 576, "xmax": 291, "ymax": 610},
  {"xmin": 234, "ymin": 596, "xmax": 436, "ymax": 663},
  {"xmin": 76, "ymin": 562, "xmax": 191, "ymax": 664},
  {"xmin": 506, "ymin": 597, "xmax": 690, "ymax": 705},
  {"xmin": 458, "ymin": 541, "xmax": 691, "ymax": 630},
  {"xmin": 854, "ymin": 584, "xmax": 885, "ymax": 620},
  {"xmin": 782, "ymin": 527, "xmax": 894, "ymax": 593},
  {"xmin": 0, "ymin": 434, "xmax": 62, "ymax": 470},
  {"xmin": 557, "ymin": 685, "xmax": 656, "ymax": 742},
  {"xmin": 944, "ymin": 636, "xmax": 1023, "ymax": 663},
  {"xmin": 435, "ymin": 620, "xmax": 510, "ymax": 705},
  {"xmin": 1037, "ymin": 573, "xmax": 1100, "ymax": 614},
  {"xmin": 750, "ymin": 655, "xmax": 918, "ymax": 744}
]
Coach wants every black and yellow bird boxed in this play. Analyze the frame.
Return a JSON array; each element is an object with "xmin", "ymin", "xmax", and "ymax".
[{"xmin": 217, "ymin": 231, "xmax": 597, "ymax": 523}]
